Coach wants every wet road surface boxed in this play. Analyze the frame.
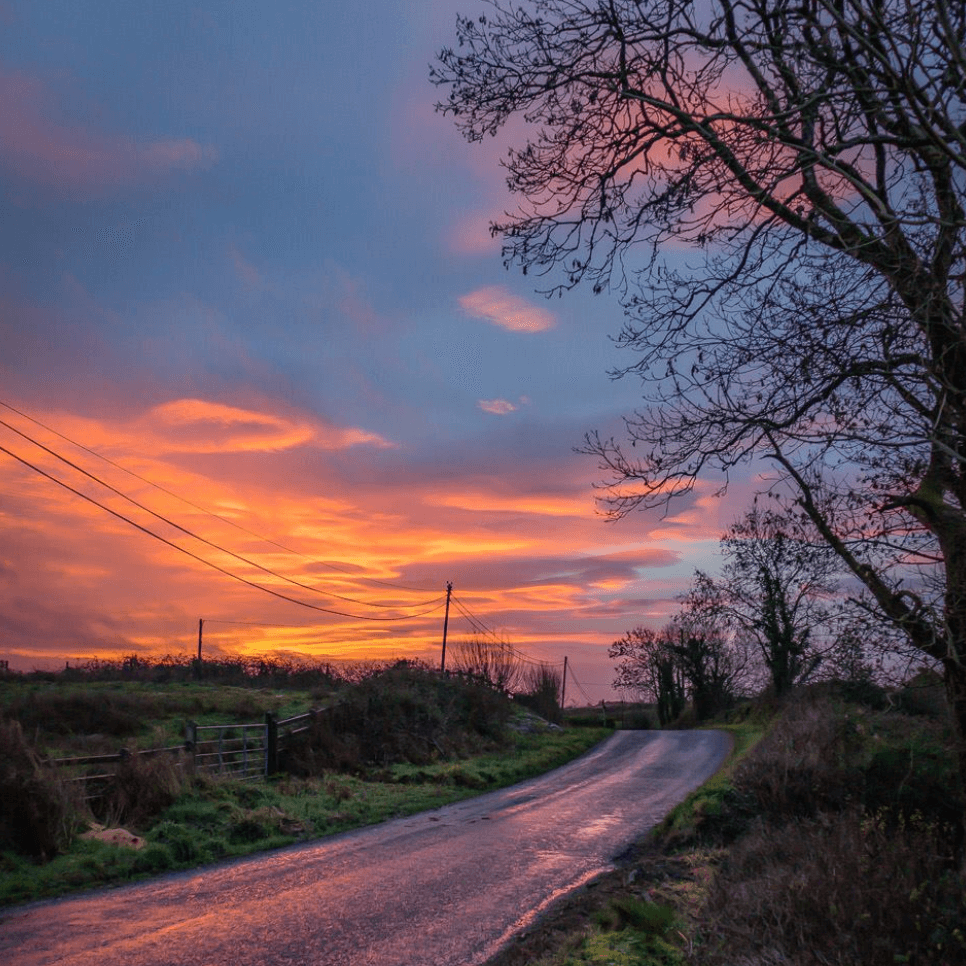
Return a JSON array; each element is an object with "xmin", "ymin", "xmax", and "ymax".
[{"xmin": 1, "ymin": 730, "xmax": 731, "ymax": 966}]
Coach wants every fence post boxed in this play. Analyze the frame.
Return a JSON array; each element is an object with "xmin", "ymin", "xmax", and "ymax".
[
  {"xmin": 185, "ymin": 720, "xmax": 197, "ymax": 772},
  {"xmin": 265, "ymin": 712, "xmax": 278, "ymax": 777}
]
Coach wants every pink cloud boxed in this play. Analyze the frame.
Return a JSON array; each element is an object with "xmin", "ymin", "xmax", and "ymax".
[
  {"xmin": 0, "ymin": 69, "xmax": 217, "ymax": 194},
  {"xmin": 448, "ymin": 210, "xmax": 502, "ymax": 256},
  {"xmin": 478, "ymin": 399, "xmax": 517, "ymax": 415},
  {"xmin": 459, "ymin": 286, "xmax": 556, "ymax": 333}
]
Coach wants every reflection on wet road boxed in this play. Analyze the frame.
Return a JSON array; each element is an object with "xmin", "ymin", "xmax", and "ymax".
[{"xmin": 1, "ymin": 730, "xmax": 730, "ymax": 966}]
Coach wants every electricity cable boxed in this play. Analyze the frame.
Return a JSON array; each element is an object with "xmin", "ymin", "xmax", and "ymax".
[
  {"xmin": 0, "ymin": 398, "xmax": 436, "ymax": 595},
  {"xmin": 0, "ymin": 442, "xmax": 446, "ymax": 622},
  {"xmin": 566, "ymin": 665, "xmax": 596, "ymax": 705},
  {"xmin": 0, "ymin": 417, "xmax": 443, "ymax": 612},
  {"xmin": 450, "ymin": 595, "xmax": 564, "ymax": 668}
]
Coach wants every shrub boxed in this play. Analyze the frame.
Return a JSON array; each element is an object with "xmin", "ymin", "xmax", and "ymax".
[
  {"xmin": 149, "ymin": 821, "xmax": 208, "ymax": 863},
  {"xmin": 595, "ymin": 896, "xmax": 678, "ymax": 935},
  {"xmin": 697, "ymin": 809, "xmax": 966, "ymax": 966},
  {"xmin": 100, "ymin": 751, "xmax": 186, "ymax": 829},
  {"xmin": 282, "ymin": 663, "xmax": 511, "ymax": 774},
  {"xmin": 227, "ymin": 816, "xmax": 270, "ymax": 845},
  {"xmin": 133, "ymin": 842, "xmax": 175, "ymax": 874},
  {"xmin": 515, "ymin": 664, "xmax": 563, "ymax": 724},
  {"xmin": 0, "ymin": 719, "xmax": 80, "ymax": 860},
  {"xmin": 726, "ymin": 691, "xmax": 861, "ymax": 825},
  {"xmin": 7, "ymin": 689, "xmax": 148, "ymax": 740}
]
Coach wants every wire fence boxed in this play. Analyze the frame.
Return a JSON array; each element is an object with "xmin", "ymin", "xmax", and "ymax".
[{"xmin": 45, "ymin": 707, "xmax": 329, "ymax": 798}]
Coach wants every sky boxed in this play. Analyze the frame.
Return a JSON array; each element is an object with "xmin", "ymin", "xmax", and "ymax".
[{"xmin": 0, "ymin": 0, "xmax": 757, "ymax": 701}]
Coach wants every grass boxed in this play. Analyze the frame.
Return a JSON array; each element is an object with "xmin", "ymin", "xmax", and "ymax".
[
  {"xmin": 0, "ymin": 722, "xmax": 611, "ymax": 907},
  {"xmin": 649, "ymin": 719, "xmax": 763, "ymax": 846},
  {"xmin": 1, "ymin": 680, "xmax": 320, "ymax": 758}
]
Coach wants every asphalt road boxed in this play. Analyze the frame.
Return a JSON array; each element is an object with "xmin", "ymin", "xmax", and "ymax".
[{"xmin": 1, "ymin": 729, "xmax": 731, "ymax": 966}]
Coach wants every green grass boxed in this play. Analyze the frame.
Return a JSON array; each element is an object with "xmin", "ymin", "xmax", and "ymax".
[
  {"xmin": 652, "ymin": 720, "xmax": 764, "ymax": 844},
  {"xmin": 0, "ymin": 726, "xmax": 612, "ymax": 907},
  {"xmin": 0, "ymin": 681, "xmax": 321, "ymax": 757}
]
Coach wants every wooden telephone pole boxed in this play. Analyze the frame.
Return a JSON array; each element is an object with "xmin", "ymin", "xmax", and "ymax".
[
  {"xmin": 440, "ymin": 582, "xmax": 453, "ymax": 672},
  {"xmin": 194, "ymin": 618, "xmax": 204, "ymax": 679}
]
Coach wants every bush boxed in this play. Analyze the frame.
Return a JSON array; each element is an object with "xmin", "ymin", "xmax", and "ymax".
[
  {"xmin": 133, "ymin": 842, "xmax": 175, "ymax": 874},
  {"xmin": 697, "ymin": 809, "xmax": 966, "ymax": 966},
  {"xmin": 0, "ymin": 719, "xmax": 80, "ymax": 859},
  {"xmin": 6, "ymin": 689, "xmax": 148, "ymax": 739},
  {"xmin": 515, "ymin": 664, "xmax": 563, "ymax": 724},
  {"xmin": 149, "ymin": 821, "xmax": 209, "ymax": 863},
  {"xmin": 282, "ymin": 663, "xmax": 511, "ymax": 774},
  {"xmin": 100, "ymin": 751, "xmax": 187, "ymax": 829},
  {"xmin": 726, "ymin": 691, "xmax": 861, "ymax": 825}
]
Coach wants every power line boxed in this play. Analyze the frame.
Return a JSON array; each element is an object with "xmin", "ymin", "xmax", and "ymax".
[
  {"xmin": 450, "ymin": 594, "xmax": 564, "ymax": 669},
  {"xmin": 0, "ymin": 398, "xmax": 436, "ymax": 595},
  {"xmin": 202, "ymin": 620, "xmax": 322, "ymax": 628},
  {"xmin": 0, "ymin": 416, "xmax": 443, "ymax": 612},
  {"xmin": 0, "ymin": 442, "xmax": 446, "ymax": 622},
  {"xmin": 565, "ymin": 664, "xmax": 596, "ymax": 705}
]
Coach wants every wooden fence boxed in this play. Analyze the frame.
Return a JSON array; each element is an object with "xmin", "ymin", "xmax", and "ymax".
[{"xmin": 47, "ymin": 708, "xmax": 325, "ymax": 799}]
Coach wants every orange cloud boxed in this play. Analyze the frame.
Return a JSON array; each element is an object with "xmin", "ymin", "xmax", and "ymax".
[
  {"xmin": 0, "ymin": 69, "xmax": 217, "ymax": 193},
  {"xmin": 427, "ymin": 487, "xmax": 596, "ymax": 519},
  {"xmin": 0, "ymin": 396, "xmax": 730, "ymax": 703},
  {"xmin": 459, "ymin": 286, "xmax": 556, "ymax": 333},
  {"xmin": 48, "ymin": 398, "xmax": 392, "ymax": 456}
]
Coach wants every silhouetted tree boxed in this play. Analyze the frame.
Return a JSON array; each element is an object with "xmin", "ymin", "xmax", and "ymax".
[
  {"xmin": 612, "ymin": 576, "xmax": 743, "ymax": 723},
  {"xmin": 719, "ymin": 503, "xmax": 840, "ymax": 696},
  {"xmin": 611, "ymin": 626, "xmax": 685, "ymax": 725},
  {"xmin": 434, "ymin": 0, "xmax": 966, "ymax": 794},
  {"xmin": 670, "ymin": 575, "xmax": 745, "ymax": 719}
]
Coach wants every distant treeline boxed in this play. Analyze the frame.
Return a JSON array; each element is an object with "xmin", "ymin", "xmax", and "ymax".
[{"xmin": 3, "ymin": 653, "xmax": 423, "ymax": 690}]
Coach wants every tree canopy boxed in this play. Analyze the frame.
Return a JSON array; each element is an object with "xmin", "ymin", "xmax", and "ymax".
[{"xmin": 434, "ymin": 0, "xmax": 966, "ymax": 773}]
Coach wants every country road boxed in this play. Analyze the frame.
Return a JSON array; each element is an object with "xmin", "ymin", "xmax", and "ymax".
[{"xmin": 1, "ymin": 730, "xmax": 731, "ymax": 966}]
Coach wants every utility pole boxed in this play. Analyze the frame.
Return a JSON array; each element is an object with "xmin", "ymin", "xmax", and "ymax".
[
  {"xmin": 561, "ymin": 655, "xmax": 568, "ymax": 711},
  {"xmin": 440, "ymin": 582, "xmax": 453, "ymax": 673},
  {"xmin": 195, "ymin": 618, "xmax": 204, "ymax": 680}
]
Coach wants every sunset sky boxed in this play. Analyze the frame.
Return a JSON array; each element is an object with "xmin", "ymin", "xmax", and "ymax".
[{"xmin": 0, "ymin": 0, "xmax": 759, "ymax": 701}]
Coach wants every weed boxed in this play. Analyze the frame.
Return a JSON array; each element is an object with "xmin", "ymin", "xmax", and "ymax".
[
  {"xmin": 132, "ymin": 843, "xmax": 174, "ymax": 875},
  {"xmin": 100, "ymin": 751, "xmax": 187, "ymax": 828}
]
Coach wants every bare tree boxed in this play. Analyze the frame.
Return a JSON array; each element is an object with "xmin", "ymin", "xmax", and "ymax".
[
  {"xmin": 517, "ymin": 662, "xmax": 564, "ymax": 722},
  {"xmin": 718, "ymin": 502, "xmax": 841, "ymax": 696},
  {"xmin": 433, "ymin": 1, "xmax": 966, "ymax": 790},
  {"xmin": 450, "ymin": 633, "xmax": 523, "ymax": 693},
  {"xmin": 610, "ymin": 626, "xmax": 686, "ymax": 725},
  {"xmin": 612, "ymin": 575, "xmax": 744, "ymax": 723},
  {"xmin": 671, "ymin": 574, "xmax": 747, "ymax": 718}
]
